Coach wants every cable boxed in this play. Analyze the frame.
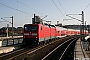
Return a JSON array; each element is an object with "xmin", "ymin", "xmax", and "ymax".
[
  {"xmin": 17, "ymin": 0, "xmax": 18, "ymax": 10},
  {"xmin": 52, "ymin": 0, "xmax": 66, "ymax": 19},
  {"xmin": 83, "ymin": 2, "xmax": 90, "ymax": 11},
  {"xmin": 1, "ymin": 18, "xmax": 12, "ymax": 24},
  {"xmin": 0, "ymin": 2, "xmax": 33, "ymax": 16},
  {"xmin": 14, "ymin": 0, "xmax": 45, "ymax": 16},
  {"xmin": 58, "ymin": 0, "xmax": 67, "ymax": 14}
]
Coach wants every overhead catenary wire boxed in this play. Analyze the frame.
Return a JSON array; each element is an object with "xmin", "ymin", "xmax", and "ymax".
[
  {"xmin": 83, "ymin": 2, "xmax": 90, "ymax": 11},
  {"xmin": 14, "ymin": 0, "xmax": 45, "ymax": 16},
  {"xmin": 17, "ymin": 0, "xmax": 18, "ymax": 10},
  {"xmin": 1, "ymin": 18, "xmax": 12, "ymax": 24},
  {"xmin": 52, "ymin": 0, "xmax": 66, "ymax": 19},
  {"xmin": 58, "ymin": 0, "xmax": 67, "ymax": 14},
  {"xmin": 0, "ymin": 2, "xmax": 33, "ymax": 16}
]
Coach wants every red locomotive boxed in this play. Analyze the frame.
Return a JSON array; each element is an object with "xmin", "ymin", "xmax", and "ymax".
[
  {"xmin": 23, "ymin": 14, "xmax": 56, "ymax": 46},
  {"xmin": 23, "ymin": 24, "xmax": 51, "ymax": 46}
]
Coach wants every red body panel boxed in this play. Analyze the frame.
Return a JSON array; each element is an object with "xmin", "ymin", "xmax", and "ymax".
[
  {"xmin": 38, "ymin": 24, "xmax": 50, "ymax": 38},
  {"xmin": 55, "ymin": 27, "xmax": 61, "ymax": 37},
  {"xmin": 50, "ymin": 27, "xmax": 56, "ymax": 37},
  {"xmin": 61, "ymin": 30, "xmax": 66, "ymax": 36},
  {"xmin": 66, "ymin": 30, "xmax": 69, "ymax": 35}
]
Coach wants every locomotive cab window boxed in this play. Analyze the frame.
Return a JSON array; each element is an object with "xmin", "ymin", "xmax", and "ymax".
[
  {"xmin": 24, "ymin": 26, "xmax": 31, "ymax": 31},
  {"xmin": 24, "ymin": 25, "xmax": 38, "ymax": 31},
  {"xmin": 31, "ymin": 26, "xmax": 38, "ymax": 31}
]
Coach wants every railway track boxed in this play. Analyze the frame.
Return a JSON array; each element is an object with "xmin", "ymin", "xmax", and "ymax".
[
  {"xmin": 0, "ymin": 35, "xmax": 79, "ymax": 60},
  {"xmin": 42, "ymin": 36, "xmax": 78, "ymax": 60}
]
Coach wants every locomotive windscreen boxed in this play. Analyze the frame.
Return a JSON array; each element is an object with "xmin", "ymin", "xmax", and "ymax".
[{"xmin": 24, "ymin": 25, "xmax": 38, "ymax": 31}]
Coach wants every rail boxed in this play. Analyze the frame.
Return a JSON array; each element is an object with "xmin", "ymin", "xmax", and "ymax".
[
  {"xmin": 59, "ymin": 38, "xmax": 77, "ymax": 60},
  {"xmin": 42, "ymin": 37, "xmax": 78, "ymax": 60}
]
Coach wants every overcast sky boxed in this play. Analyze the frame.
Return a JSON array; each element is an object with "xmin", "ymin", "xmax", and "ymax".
[{"xmin": 0, "ymin": 0, "xmax": 90, "ymax": 28}]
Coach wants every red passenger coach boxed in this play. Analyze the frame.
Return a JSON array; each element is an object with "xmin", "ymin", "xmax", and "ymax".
[{"xmin": 55, "ymin": 27, "xmax": 61, "ymax": 38}]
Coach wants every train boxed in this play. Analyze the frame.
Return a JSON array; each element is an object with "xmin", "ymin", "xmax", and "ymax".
[{"xmin": 22, "ymin": 14, "xmax": 88, "ymax": 47}]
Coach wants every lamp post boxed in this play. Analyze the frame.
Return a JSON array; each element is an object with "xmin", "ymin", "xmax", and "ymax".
[
  {"xmin": 1, "ymin": 16, "xmax": 14, "ymax": 38},
  {"xmin": 81, "ymin": 11, "xmax": 84, "ymax": 41},
  {"xmin": 11, "ymin": 16, "xmax": 13, "ymax": 38},
  {"xmin": 85, "ymin": 21, "xmax": 87, "ymax": 35},
  {"xmin": 6, "ymin": 24, "xmax": 9, "ymax": 37}
]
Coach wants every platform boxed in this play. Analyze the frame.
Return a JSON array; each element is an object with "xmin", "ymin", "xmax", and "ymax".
[
  {"xmin": 85, "ymin": 35, "xmax": 90, "ymax": 59},
  {"xmin": 74, "ymin": 39, "xmax": 89, "ymax": 60},
  {"xmin": 0, "ymin": 36, "xmax": 23, "ymax": 40},
  {"xmin": 0, "ymin": 47, "xmax": 15, "ymax": 54}
]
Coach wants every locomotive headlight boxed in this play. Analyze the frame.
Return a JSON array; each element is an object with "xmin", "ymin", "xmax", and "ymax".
[
  {"xmin": 24, "ymin": 33, "xmax": 29, "ymax": 35},
  {"xmin": 32, "ymin": 33, "xmax": 37, "ymax": 36}
]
